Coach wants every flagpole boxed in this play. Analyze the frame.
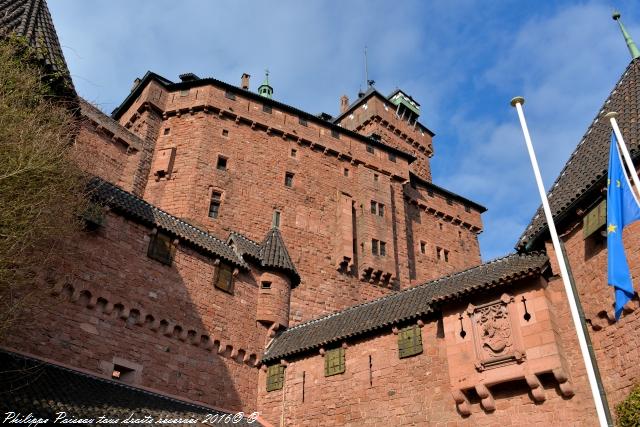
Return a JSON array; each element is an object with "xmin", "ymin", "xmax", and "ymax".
[
  {"xmin": 605, "ymin": 112, "xmax": 640, "ymax": 195},
  {"xmin": 511, "ymin": 96, "xmax": 611, "ymax": 427}
]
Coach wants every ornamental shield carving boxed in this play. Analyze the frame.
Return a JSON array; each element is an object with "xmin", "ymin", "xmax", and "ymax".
[{"xmin": 467, "ymin": 293, "xmax": 524, "ymax": 371}]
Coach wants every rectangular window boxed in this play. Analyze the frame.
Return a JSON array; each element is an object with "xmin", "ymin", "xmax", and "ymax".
[
  {"xmin": 389, "ymin": 152, "xmax": 396, "ymax": 162},
  {"xmin": 398, "ymin": 325, "xmax": 423, "ymax": 358},
  {"xmin": 147, "ymin": 232, "xmax": 174, "ymax": 266},
  {"xmin": 163, "ymin": 128, "xmax": 170, "ymax": 135},
  {"xmin": 465, "ymin": 205, "xmax": 471, "ymax": 213},
  {"xmin": 420, "ymin": 241, "xmax": 426, "ymax": 254},
  {"xmin": 299, "ymin": 117, "xmax": 308, "ymax": 126},
  {"xmin": 285, "ymin": 172, "xmax": 294, "ymax": 188},
  {"xmin": 209, "ymin": 192, "xmax": 221, "ymax": 218},
  {"xmin": 436, "ymin": 247, "xmax": 442, "ymax": 260},
  {"xmin": 290, "ymin": 148, "xmax": 297, "ymax": 158},
  {"xmin": 222, "ymin": 129, "xmax": 229, "ymax": 137},
  {"xmin": 224, "ymin": 90, "xmax": 236, "ymax": 100},
  {"xmin": 373, "ymin": 174, "xmax": 379, "ymax": 182},
  {"xmin": 331, "ymin": 129, "xmax": 340, "ymax": 139},
  {"xmin": 444, "ymin": 250, "xmax": 449, "ymax": 262},
  {"xmin": 324, "ymin": 348, "xmax": 345, "ymax": 376},
  {"xmin": 380, "ymin": 241, "xmax": 386, "ymax": 256},
  {"xmin": 343, "ymin": 168, "xmax": 350, "ymax": 177},
  {"xmin": 180, "ymin": 89, "xmax": 189, "ymax": 97},
  {"xmin": 215, "ymin": 263, "xmax": 234, "ymax": 293},
  {"xmin": 263, "ymin": 104, "xmax": 272, "ymax": 114},
  {"xmin": 216, "ymin": 156, "xmax": 227, "ymax": 171},
  {"xmin": 372, "ymin": 239, "xmax": 379, "ymax": 256},
  {"xmin": 261, "ymin": 281, "xmax": 272, "ymax": 289},
  {"xmin": 366, "ymin": 145, "xmax": 375, "ymax": 154},
  {"xmin": 378, "ymin": 203, "xmax": 384, "ymax": 218},
  {"xmin": 370, "ymin": 201, "xmax": 377, "ymax": 214},
  {"xmin": 112, "ymin": 364, "xmax": 136, "ymax": 383},
  {"xmin": 427, "ymin": 189, "xmax": 434, "ymax": 197},
  {"xmin": 266, "ymin": 364, "xmax": 285, "ymax": 391},
  {"xmin": 446, "ymin": 198, "xmax": 453, "ymax": 206},
  {"xmin": 272, "ymin": 210, "xmax": 281, "ymax": 228}
]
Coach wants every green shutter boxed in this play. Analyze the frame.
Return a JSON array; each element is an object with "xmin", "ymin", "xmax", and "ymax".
[
  {"xmin": 583, "ymin": 200, "xmax": 607, "ymax": 238},
  {"xmin": 324, "ymin": 347, "xmax": 345, "ymax": 376},
  {"xmin": 266, "ymin": 364, "xmax": 285, "ymax": 392},
  {"xmin": 398, "ymin": 325, "xmax": 423, "ymax": 358}
]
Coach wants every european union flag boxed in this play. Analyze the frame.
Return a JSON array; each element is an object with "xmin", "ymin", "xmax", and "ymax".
[{"xmin": 607, "ymin": 132, "xmax": 640, "ymax": 319}]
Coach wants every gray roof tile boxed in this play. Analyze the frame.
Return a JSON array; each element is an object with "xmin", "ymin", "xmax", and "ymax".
[
  {"xmin": 518, "ymin": 58, "xmax": 640, "ymax": 249},
  {"xmin": 0, "ymin": 350, "xmax": 262, "ymax": 426},
  {"xmin": 262, "ymin": 252, "xmax": 548, "ymax": 363},
  {"xmin": 89, "ymin": 178, "xmax": 247, "ymax": 269}
]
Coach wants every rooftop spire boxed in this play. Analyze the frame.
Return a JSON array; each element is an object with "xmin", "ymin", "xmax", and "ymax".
[
  {"xmin": 613, "ymin": 10, "xmax": 640, "ymax": 60},
  {"xmin": 258, "ymin": 69, "xmax": 273, "ymax": 99}
]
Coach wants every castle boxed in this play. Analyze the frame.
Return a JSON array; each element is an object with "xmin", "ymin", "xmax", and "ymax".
[{"xmin": 1, "ymin": 1, "xmax": 640, "ymax": 426}]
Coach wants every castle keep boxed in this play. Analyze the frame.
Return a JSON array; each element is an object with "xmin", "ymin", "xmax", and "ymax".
[{"xmin": 2, "ymin": 1, "xmax": 640, "ymax": 426}]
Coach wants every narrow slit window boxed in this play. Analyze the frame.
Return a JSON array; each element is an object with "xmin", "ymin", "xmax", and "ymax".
[
  {"xmin": 272, "ymin": 211, "xmax": 281, "ymax": 228},
  {"xmin": 343, "ymin": 168, "xmax": 350, "ymax": 177},
  {"xmin": 373, "ymin": 174, "xmax": 379, "ymax": 182},
  {"xmin": 290, "ymin": 148, "xmax": 297, "ymax": 158},
  {"xmin": 370, "ymin": 201, "xmax": 377, "ymax": 214},
  {"xmin": 372, "ymin": 239, "xmax": 379, "ymax": 256},
  {"xmin": 420, "ymin": 241, "xmax": 426, "ymax": 254},
  {"xmin": 209, "ymin": 192, "xmax": 222, "ymax": 218},
  {"xmin": 285, "ymin": 172, "xmax": 294, "ymax": 188},
  {"xmin": 378, "ymin": 204, "xmax": 384, "ymax": 218},
  {"xmin": 216, "ymin": 156, "xmax": 228, "ymax": 171},
  {"xmin": 444, "ymin": 250, "xmax": 449, "ymax": 262},
  {"xmin": 380, "ymin": 241, "xmax": 386, "ymax": 256}
]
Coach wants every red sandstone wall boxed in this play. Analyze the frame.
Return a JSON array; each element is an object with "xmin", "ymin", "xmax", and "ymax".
[
  {"xmin": 257, "ymin": 281, "xmax": 602, "ymax": 426},
  {"xmin": 3, "ymin": 212, "xmax": 266, "ymax": 412},
  {"xmin": 545, "ymin": 218, "xmax": 640, "ymax": 415},
  {"xmin": 114, "ymin": 81, "xmax": 483, "ymax": 324}
]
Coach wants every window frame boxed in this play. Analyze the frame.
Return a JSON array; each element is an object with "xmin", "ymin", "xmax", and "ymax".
[
  {"xmin": 398, "ymin": 325, "xmax": 423, "ymax": 358},
  {"xmin": 284, "ymin": 172, "xmax": 294, "ymax": 188},
  {"xmin": 147, "ymin": 231, "xmax": 175, "ymax": 266},
  {"xmin": 324, "ymin": 347, "xmax": 345, "ymax": 377},
  {"xmin": 209, "ymin": 191, "xmax": 222, "ymax": 219},
  {"xmin": 214, "ymin": 262, "xmax": 234, "ymax": 293},
  {"xmin": 266, "ymin": 364, "xmax": 285, "ymax": 392}
]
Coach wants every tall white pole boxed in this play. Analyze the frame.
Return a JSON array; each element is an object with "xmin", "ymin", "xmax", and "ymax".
[
  {"xmin": 511, "ymin": 97, "xmax": 610, "ymax": 427},
  {"xmin": 605, "ymin": 112, "xmax": 640, "ymax": 196}
]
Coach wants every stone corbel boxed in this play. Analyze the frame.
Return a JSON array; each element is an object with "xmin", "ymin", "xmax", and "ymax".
[
  {"xmin": 525, "ymin": 374, "xmax": 546, "ymax": 402},
  {"xmin": 553, "ymin": 368, "xmax": 575, "ymax": 397},
  {"xmin": 451, "ymin": 389, "xmax": 471, "ymax": 416},
  {"xmin": 475, "ymin": 383, "xmax": 495, "ymax": 412}
]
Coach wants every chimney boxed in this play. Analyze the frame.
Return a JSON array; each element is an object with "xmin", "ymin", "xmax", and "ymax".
[
  {"xmin": 241, "ymin": 73, "xmax": 250, "ymax": 90},
  {"xmin": 340, "ymin": 95, "xmax": 350, "ymax": 113},
  {"xmin": 131, "ymin": 77, "xmax": 141, "ymax": 92}
]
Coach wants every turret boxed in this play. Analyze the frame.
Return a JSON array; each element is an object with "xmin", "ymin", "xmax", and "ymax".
[{"xmin": 258, "ymin": 69, "xmax": 274, "ymax": 99}]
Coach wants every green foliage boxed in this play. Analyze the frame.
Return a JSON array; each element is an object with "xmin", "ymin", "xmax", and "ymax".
[
  {"xmin": 0, "ymin": 37, "xmax": 88, "ymax": 339},
  {"xmin": 617, "ymin": 384, "xmax": 640, "ymax": 427}
]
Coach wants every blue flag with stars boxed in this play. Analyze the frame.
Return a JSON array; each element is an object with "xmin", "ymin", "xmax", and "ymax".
[{"xmin": 607, "ymin": 132, "xmax": 640, "ymax": 319}]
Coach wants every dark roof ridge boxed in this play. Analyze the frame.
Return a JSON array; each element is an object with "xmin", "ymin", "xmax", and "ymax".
[
  {"xmin": 517, "ymin": 57, "xmax": 640, "ymax": 249},
  {"xmin": 110, "ymin": 72, "xmax": 417, "ymax": 162},
  {"xmin": 409, "ymin": 172, "xmax": 487, "ymax": 213},
  {"xmin": 262, "ymin": 251, "xmax": 548, "ymax": 362},
  {"xmin": 282, "ymin": 251, "xmax": 537, "ymax": 334},
  {"xmin": 89, "ymin": 178, "xmax": 247, "ymax": 268}
]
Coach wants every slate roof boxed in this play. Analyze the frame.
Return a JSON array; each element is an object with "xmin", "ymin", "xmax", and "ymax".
[
  {"xmin": 79, "ymin": 98, "xmax": 143, "ymax": 150},
  {"xmin": 0, "ymin": 0, "xmax": 73, "ymax": 92},
  {"xmin": 228, "ymin": 229, "xmax": 300, "ymax": 287},
  {"xmin": 0, "ymin": 350, "xmax": 262, "ymax": 426},
  {"xmin": 89, "ymin": 178, "xmax": 248, "ymax": 269},
  {"xmin": 262, "ymin": 252, "xmax": 548, "ymax": 362},
  {"xmin": 518, "ymin": 58, "xmax": 640, "ymax": 250}
]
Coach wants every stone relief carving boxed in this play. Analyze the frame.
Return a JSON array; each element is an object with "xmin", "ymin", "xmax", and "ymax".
[{"xmin": 468, "ymin": 293, "xmax": 524, "ymax": 371}]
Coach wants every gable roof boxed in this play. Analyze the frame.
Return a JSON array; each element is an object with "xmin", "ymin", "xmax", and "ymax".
[
  {"xmin": 0, "ymin": 349, "xmax": 263, "ymax": 426},
  {"xmin": 89, "ymin": 178, "xmax": 248, "ymax": 269},
  {"xmin": 261, "ymin": 251, "xmax": 548, "ymax": 363},
  {"xmin": 518, "ymin": 58, "xmax": 640, "ymax": 250},
  {"xmin": 0, "ymin": 0, "xmax": 74, "ymax": 93},
  {"xmin": 228, "ymin": 229, "xmax": 300, "ymax": 287}
]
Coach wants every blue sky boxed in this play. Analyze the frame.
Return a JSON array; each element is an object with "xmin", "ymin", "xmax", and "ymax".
[{"xmin": 49, "ymin": 1, "xmax": 640, "ymax": 261}]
